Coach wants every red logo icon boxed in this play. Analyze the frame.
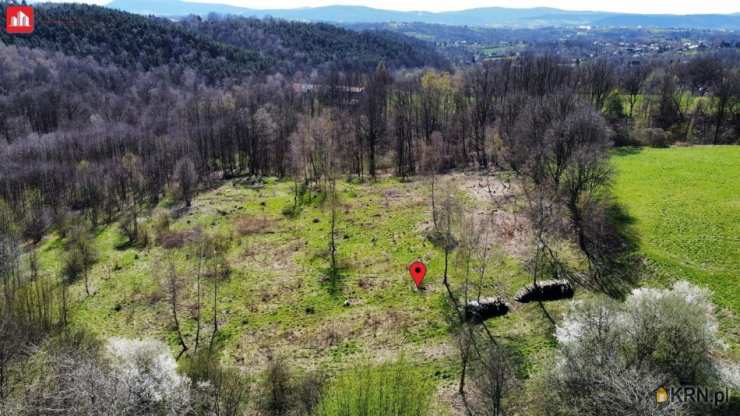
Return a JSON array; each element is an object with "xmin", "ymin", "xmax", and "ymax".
[
  {"xmin": 6, "ymin": 6, "xmax": 34, "ymax": 34},
  {"xmin": 408, "ymin": 261, "xmax": 427, "ymax": 288}
]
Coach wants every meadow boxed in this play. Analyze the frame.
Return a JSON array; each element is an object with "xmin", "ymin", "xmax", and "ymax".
[
  {"xmin": 33, "ymin": 173, "xmax": 567, "ymax": 411},
  {"xmin": 612, "ymin": 146, "xmax": 740, "ymax": 354},
  {"xmin": 26, "ymin": 145, "xmax": 739, "ymax": 413}
]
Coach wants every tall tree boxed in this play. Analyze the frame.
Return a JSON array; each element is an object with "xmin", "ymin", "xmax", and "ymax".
[{"xmin": 360, "ymin": 63, "xmax": 391, "ymax": 178}]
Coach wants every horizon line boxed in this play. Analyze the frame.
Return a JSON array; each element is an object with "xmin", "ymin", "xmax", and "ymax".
[{"xmin": 90, "ymin": 1, "xmax": 740, "ymax": 16}]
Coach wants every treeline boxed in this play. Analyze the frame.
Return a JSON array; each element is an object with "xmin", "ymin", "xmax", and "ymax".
[
  {"xmin": 1, "ymin": 42, "xmax": 738, "ymax": 243},
  {"xmin": 0, "ymin": 2, "xmax": 447, "ymax": 82}
]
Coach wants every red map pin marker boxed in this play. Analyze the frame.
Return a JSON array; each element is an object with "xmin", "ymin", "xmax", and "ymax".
[{"xmin": 409, "ymin": 261, "xmax": 427, "ymax": 288}]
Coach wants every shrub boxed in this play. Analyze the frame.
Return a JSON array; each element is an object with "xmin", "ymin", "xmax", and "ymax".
[
  {"xmin": 425, "ymin": 229, "xmax": 458, "ymax": 250},
  {"xmin": 634, "ymin": 127, "xmax": 670, "ymax": 148},
  {"xmin": 150, "ymin": 209, "xmax": 171, "ymax": 239},
  {"xmin": 8, "ymin": 335, "xmax": 193, "ymax": 416},
  {"xmin": 183, "ymin": 349, "xmax": 249, "ymax": 416},
  {"xmin": 314, "ymin": 358, "xmax": 434, "ymax": 416},
  {"xmin": 21, "ymin": 189, "xmax": 50, "ymax": 244},
  {"xmin": 106, "ymin": 337, "xmax": 192, "ymax": 415},
  {"xmin": 253, "ymin": 356, "xmax": 326, "ymax": 416},
  {"xmin": 257, "ymin": 357, "xmax": 294, "ymax": 416},
  {"xmin": 61, "ymin": 225, "xmax": 97, "ymax": 292},
  {"xmin": 281, "ymin": 204, "xmax": 301, "ymax": 218},
  {"xmin": 549, "ymin": 281, "xmax": 726, "ymax": 415}
]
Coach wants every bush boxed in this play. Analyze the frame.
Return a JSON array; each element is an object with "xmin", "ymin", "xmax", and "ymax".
[
  {"xmin": 314, "ymin": 358, "xmax": 434, "ymax": 416},
  {"xmin": 21, "ymin": 189, "xmax": 50, "ymax": 243},
  {"xmin": 253, "ymin": 356, "xmax": 326, "ymax": 416},
  {"xmin": 257, "ymin": 357, "xmax": 293, "ymax": 416},
  {"xmin": 549, "ymin": 281, "xmax": 726, "ymax": 415},
  {"xmin": 183, "ymin": 349, "xmax": 249, "ymax": 416},
  {"xmin": 7, "ymin": 335, "xmax": 193, "ymax": 416},
  {"xmin": 150, "ymin": 209, "xmax": 171, "ymax": 238},
  {"xmin": 106, "ymin": 337, "xmax": 192, "ymax": 415},
  {"xmin": 61, "ymin": 225, "xmax": 97, "ymax": 289},
  {"xmin": 425, "ymin": 229, "xmax": 458, "ymax": 250},
  {"xmin": 634, "ymin": 127, "xmax": 670, "ymax": 148},
  {"xmin": 281, "ymin": 204, "xmax": 301, "ymax": 218}
]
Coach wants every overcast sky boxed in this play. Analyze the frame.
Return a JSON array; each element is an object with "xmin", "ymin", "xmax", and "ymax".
[{"xmin": 37, "ymin": 1, "xmax": 740, "ymax": 15}]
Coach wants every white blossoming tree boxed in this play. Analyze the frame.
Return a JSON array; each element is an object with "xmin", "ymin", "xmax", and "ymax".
[
  {"xmin": 106, "ymin": 337, "xmax": 192, "ymax": 415},
  {"xmin": 549, "ymin": 281, "xmax": 731, "ymax": 416}
]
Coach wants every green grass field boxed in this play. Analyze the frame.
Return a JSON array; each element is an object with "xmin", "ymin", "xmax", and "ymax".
[
  {"xmin": 28, "ymin": 145, "xmax": 740, "ymax": 412},
  {"xmin": 612, "ymin": 146, "xmax": 740, "ymax": 353},
  {"xmin": 33, "ymin": 173, "xmax": 567, "ymax": 411}
]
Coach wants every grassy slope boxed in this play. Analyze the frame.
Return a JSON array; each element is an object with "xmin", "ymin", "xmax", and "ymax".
[
  {"xmin": 612, "ymin": 146, "xmax": 740, "ymax": 353},
  {"xmin": 32, "ymin": 146, "xmax": 739, "ymax": 410},
  {"xmin": 33, "ymin": 174, "xmax": 568, "ymax": 413}
]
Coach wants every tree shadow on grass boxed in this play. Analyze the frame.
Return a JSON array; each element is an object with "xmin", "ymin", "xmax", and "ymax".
[
  {"xmin": 611, "ymin": 146, "xmax": 644, "ymax": 157},
  {"xmin": 608, "ymin": 202, "xmax": 640, "ymax": 249},
  {"xmin": 594, "ymin": 201, "xmax": 643, "ymax": 300},
  {"xmin": 319, "ymin": 265, "xmax": 349, "ymax": 298},
  {"xmin": 114, "ymin": 240, "xmax": 134, "ymax": 251}
]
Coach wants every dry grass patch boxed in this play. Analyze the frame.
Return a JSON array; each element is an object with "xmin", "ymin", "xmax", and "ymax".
[
  {"xmin": 235, "ymin": 215, "xmax": 276, "ymax": 236},
  {"xmin": 156, "ymin": 227, "xmax": 203, "ymax": 249}
]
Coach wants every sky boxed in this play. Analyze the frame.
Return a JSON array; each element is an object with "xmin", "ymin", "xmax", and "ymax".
[{"xmin": 37, "ymin": 1, "xmax": 740, "ymax": 15}]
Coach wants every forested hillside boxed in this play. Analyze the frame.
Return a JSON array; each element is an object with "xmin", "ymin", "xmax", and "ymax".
[
  {"xmin": 0, "ymin": 3, "xmax": 268, "ymax": 81},
  {"xmin": 179, "ymin": 16, "xmax": 449, "ymax": 74},
  {"xmin": 0, "ymin": 3, "xmax": 446, "ymax": 81}
]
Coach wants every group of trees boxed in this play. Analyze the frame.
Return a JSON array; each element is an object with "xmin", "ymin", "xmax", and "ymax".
[
  {"xmin": 545, "ymin": 282, "xmax": 737, "ymax": 415},
  {"xmin": 1, "ymin": 36, "xmax": 737, "ymax": 243},
  {"xmin": 1, "ymin": 6, "xmax": 739, "ymax": 411},
  {"xmin": 181, "ymin": 15, "xmax": 449, "ymax": 75},
  {"xmin": 0, "ymin": 3, "xmax": 448, "ymax": 82}
]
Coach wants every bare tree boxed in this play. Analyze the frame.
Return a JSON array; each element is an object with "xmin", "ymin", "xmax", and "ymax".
[
  {"xmin": 621, "ymin": 64, "xmax": 649, "ymax": 120},
  {"xmin": 468, "ymin": 345, "xmax": 518, "ymax": 416},
  {"xmin": 466, "ymin": 62, "xmax": 496, "ymax": 169},
  {"xmin": 711, "ymin": 69, "xmax": 740, "ymax": 144},
  {"xmin": 62, "ymin": 224, "xmax": 98, "ymax": 296},
  {"xmin": 360, "ymin": 63, "xmax": 391, "ymax": 179},
  {"xmin": 173, "ymin": 156, "xmax": 198, "ymax": 208},
  {"xmin": 120, "ymin": 153, "xmax": 146, "ymax": 244},
  {"xmin": 326, "ymin": 112, "xmax": 342, "ymax": 287},
  {"xmin": 159, "ymin": 256, "xmax": 188, "ymax": 359},
  {"xmin": 582, "ymin": 58, "xmax": 616, "ymax": 110}
]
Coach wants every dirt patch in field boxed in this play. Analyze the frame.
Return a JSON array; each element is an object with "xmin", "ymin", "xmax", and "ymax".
[
  {"xmin": 234, "ymin": 215, "xmax": 276, "ymax": 236},
  {"xmin": 429, "ymin": 172, "xmax": 533, "ymax": 260}
]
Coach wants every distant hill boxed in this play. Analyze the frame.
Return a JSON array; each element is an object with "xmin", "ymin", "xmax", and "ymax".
[
  {"xmin": 107, "ymin": 0, "xmax": 740, "ymax": 30},
  {"xmin": 1, "ymin": 3, "xmax": 269, "ymax": 82},
  {"xmin": 1, "ymin": 3, "xmax": 446, "ymax": 80},
  {"xmin": 179, "ymin": 16, "xmax": 448, "ymax": 73},
  {"xmin": 593, "ymin": 14, "xmax": 740, "ymax": 29}
]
